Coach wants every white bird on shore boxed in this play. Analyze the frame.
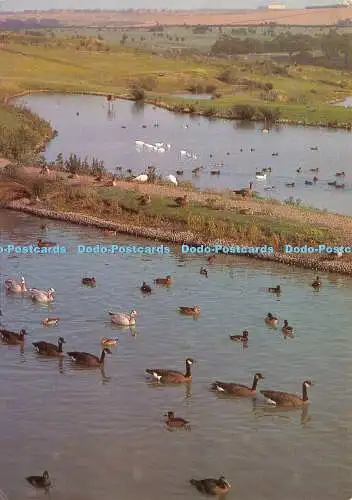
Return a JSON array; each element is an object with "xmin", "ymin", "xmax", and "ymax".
[
  {"xmin": 180, "ymin": 150, "xmax": 187, "ymax": 156},
  {"xmin": 29, "ymin": 287, "xmax": 55, "ymax": 303},
  {"xmin": 166, "ymin": 144, "xmax": 171, "ymax": 150},
  {"xmin": 256, "ymin": 172, "xmax": 267, "ymax": 180},
  {"xmin": 133, "ymin": 174, "xmax": 148, "ymax": 182},
  {"xmin": 166, "ymin": 174, "xmax": 178, "ymax": 186},
  {"xmin": 157, "ymin": 147, "xmax": 165, "ymax": 153},
  {"xmin": 155, "ymin": 142, "xmax": 164, "ymax": 147},
  {"xmin": 108, "ymin": 310, "xmax": 137, "ymax": 326},
  {"xmin": 135, "ymin": 140, "xmax": 144, "ymax": 146}
]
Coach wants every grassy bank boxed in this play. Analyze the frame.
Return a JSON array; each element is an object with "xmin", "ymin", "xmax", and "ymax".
[
  {"xmin": 1, "ymin": 163, "xmax": 352, "ymax": 276},
  {"xmin": 1, "ymin": 32, "xmax": 352, "ymax": 138}
]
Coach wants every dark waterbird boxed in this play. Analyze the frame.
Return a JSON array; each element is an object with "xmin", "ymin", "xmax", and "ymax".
[
  {"xmin": 164, "ymin": 411, "xmax": 190, "ymax": 430},
  {"xmin": 33, "ymin": 337, "xmax": 66, "ymax": 356},
  {"xmin": 82, "ymin": 277, "xmax": 96, "ymax": 286},
  {"xmin": 229, "ymin": 330, "xmax": 248, "ymax": 342},
  {"xmin": 26, "ymin": 470, "xmax": 51, "ymax": 490},
  {"xmin": 140, "ymin": 282, "xmax": 152, "ymax": 293},
  {"xmin": 212, "ymin": 373, "xmax": 264, "ymax": 396},
  {"xmin": 268, "ymin": 285, "xmax": 281, "ymax": 294},
  {"xmin": 0, "ymin": 328, "xmax": 27, "ymax": 344},
  {"xmin": 67, "ymin": 348, "xmax": 112, "ymax": 367},
  {"xmin": 261, "ymin": 380, "xmax": 313, "ymax": 407},
  {"xmin": 190, "ymin": 476, "xmax": 231, "ymax": 496},
  {"xmin": 146, "ymin": 357, "xmax": 195, "ymax": 383},
  {"xmin": 200, "ymin": 267, "xmax": 208, "ymax": 277}
]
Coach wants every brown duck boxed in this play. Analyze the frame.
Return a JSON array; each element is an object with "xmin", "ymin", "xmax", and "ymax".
[
  {"xmin": 33, "ymin": 337, "xmax": 66, "ymax": 356},
  {"xmin": 146, "ymin": 357, "xmax": 195, "ymax": 383},
  {"xmin": 261, "ymin": 380, "xmax": 313, "ymax": 407},
  {"xmin": 268, "ymin": 285, "xmax": 281, "ymax": 294},
  {"xmin": 212, "ymin": 373, "xmax": 264, "ymax": 396},
  {"xmin": 0, "ymin": 328, "xmax": 27, "ymax": 344},
  {"xmin": 82, "ymin": 277, "xmax": 96, "ymax": 286},
  {"xmin": 164, "ymin": 411, "xmax": 191, "ymax": 430},
  {"xmin": 26, "ymin": 470, "xmax": 51, "ymax": 490},
  {"xmin": 190, "ymin": 476, "xmax": 231, "ymax": 496},
  {"xmin": 67, "ymin": 348, "xmax": 111, "ymax": 367},
  {"xmin": 154, "ymin": 275, "xmax": 172, "ymax": 285},
  {"xmin": 178, "ymin": 305, "xmax": 200, "ymax": 316},
  {"xmin": 229, "ymin": 330, "xmax": 248, "ymax": 342},
  {"xmin": 37, "ymin": 239, "xmax": 56, "ymax": 248}
]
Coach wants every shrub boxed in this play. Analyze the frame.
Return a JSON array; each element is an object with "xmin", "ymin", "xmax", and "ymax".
[{"xmin": 231, "ymin": 104, "xmax": 256, "ymax": 120}]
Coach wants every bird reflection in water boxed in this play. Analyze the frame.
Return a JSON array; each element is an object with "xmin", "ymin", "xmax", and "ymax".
[
  {"xmin": 146, "ymin": 380, "xmax": 192, "ymax": 401},
  {"xmin": 252, "ymin": 400, "xmax": 311, "ymax": 426}
]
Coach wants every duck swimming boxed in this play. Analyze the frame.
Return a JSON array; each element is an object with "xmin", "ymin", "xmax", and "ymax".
[
  {"xmin": 311, "ymin": 276, "xmax": 321, "ymax": 288},
  {"xmin": 0, "ymin": 328, "xmax": 27, "ymax": 344},
  {"xmin": 154, "ymin": 275, "xmax": 172, "ymax": 285},
  {"xmin": 164, "ymin": 411, "xmax": 190, "ymax": 430},
  {"xmin": 268, "ymin": 285, "xmax": 281, "ymax": 294},
  {"xmin": 140, "ymin": 282, "xmax": 152, "ymax": 293},
  {"xmin": 26, "ymin": 470, "xmax": 51, "ymax": 490},
  {"xmin": 82, "ymin": 277, "xmax": 96, "ymax": 286},
  {"xmin": 108, "ymin": 310, "xmax": 137, "ymax": 326},
  {"xmin": 212, "ymin": 372, "xmax": 264, "ymax": 396},
  {"xmin": 261, "ymin": 380, "xmax": 313, "ymax": 407},
  {"xmin": 178, "ymin": 305, "xmax": 200, "ymax": 316},
  {"xmin": 282, "ymin": 320, "xmax": 294, "ymax": 335},
  {"xmin": 146, "ymin": 357, "xmax": 195, "ymax": 383},
  {"xmin": 37, "ymin": 239, "xmax": 56, "ymax": 248},
  {"xmin": 190, "ymin": 476, "xmax": 231, "ymax": 496},
  {"xmin": 265, "ymin": 313, "xmax": 279, "ymax": 327},
  {"xmin": 101, "ymin": 337, "xmax": 119, "ymax": 346},
  {"xmin": 29, "ymin": 287, "xmax": 55, "ymax": 303},
  {"xmin": 67, "ymin": 347, "xmax": 112, "ymax": 367},
  {"xmin": 229, "ymin": 330, "xmax": 248, "ymax": 342},
  {"xmin": 41, "ymin": 317, "xmax": 59, "ymax": 327},
  {"xmin": 33, "ymin": 337, "xmax": 66, "ymax": 356},
  {"xmin": 4, "ymin": 276, "xmax": 27, "ymax": 293},
  {"xmin": 200, "ymin": 267, "xmax": 208, "ymax": 277}
]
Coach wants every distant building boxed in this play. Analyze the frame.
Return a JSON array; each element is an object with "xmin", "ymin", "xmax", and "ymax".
[{"xmin": 258, "ymin": 2, "xmax": 286, "ymax": 9}]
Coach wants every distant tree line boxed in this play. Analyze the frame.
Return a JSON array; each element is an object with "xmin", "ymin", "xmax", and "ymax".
[
  {"xmin": 0, "ymin": 18, "xmax": 61, "ymax": 29},
  {"xmin": 211, "ymin": 30, "xmax": 352, "ymax": 69}
]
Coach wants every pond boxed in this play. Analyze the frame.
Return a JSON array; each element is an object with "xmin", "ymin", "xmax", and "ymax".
[
  {"xmin": 15, "ymin": 94, "xmax": 352, "ymax": 216},
  {"xmin": 0, "ymin": 210, "xmax": 350, "ymax": 500}
]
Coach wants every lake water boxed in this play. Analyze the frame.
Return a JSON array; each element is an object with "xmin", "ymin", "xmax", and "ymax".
[
  {"xmin": 15, "ymin": 94, "xmax": 352, "ymax": 216},
  {"xmin": 0, "ymin": 210, "xmax": 351, "ymax": 500}
]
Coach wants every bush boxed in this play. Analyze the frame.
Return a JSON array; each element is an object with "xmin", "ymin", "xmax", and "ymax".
[
  {"xmin": 231, "ymin": 104, "xmax": 256, "ymax": 120},
  {"xmin": 131, "ymin": 87, "xmax": 145, "ymax": 101},
  {"xmin": 258, "ymin": 107, "xmax": 281, "ymax": 123}
]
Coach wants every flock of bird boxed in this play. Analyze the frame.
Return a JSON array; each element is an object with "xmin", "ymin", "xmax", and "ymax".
[{"xmin": 1, "ymin": 234, "xmax": 323, "ymax": 496}]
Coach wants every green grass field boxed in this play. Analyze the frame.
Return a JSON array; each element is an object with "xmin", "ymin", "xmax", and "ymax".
[{"xmin": 1, "ymin": 31, "xmax": 352, "ymax": 162}]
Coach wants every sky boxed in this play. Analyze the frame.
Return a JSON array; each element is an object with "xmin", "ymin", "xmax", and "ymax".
[{"xmin": 0, "ymin": 0, "xmax": 342, "ymax": 11}]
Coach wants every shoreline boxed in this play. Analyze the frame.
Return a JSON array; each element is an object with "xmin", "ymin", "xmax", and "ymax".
[
  {"xmin": 7, "ymin": 89, "xmax": 352, "ymax": 131},
  {"xmin": 3, "ymin": 200, "xmax": 352, "ymax": 276}
]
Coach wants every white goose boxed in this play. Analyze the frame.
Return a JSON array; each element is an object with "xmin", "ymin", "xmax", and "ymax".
[
  {"xmin": 29, "ymin": 287, "xmax": 55, "ymax": 303},
  {"xmin": 108, "ymin": 310, "xmax": 137, "ymax": 326},
  {"xmin": 166, "ymin": 174, "xmax": 178, "ymax": 186},
  {"xmin": 4, "ymin": 277, "xmax": 27, "ymax": 293}
]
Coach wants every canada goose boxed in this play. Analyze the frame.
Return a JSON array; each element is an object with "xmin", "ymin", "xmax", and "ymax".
[
  {"xmin": 176, "ymin": 170, "xmax": 184, "ymax": 175},
  {"xmin": 154, "ymin": 275, "xmax": 172, "ymax": 285},
  {"xmin": 0, "ymin": 328, "xmax": 27, "ymax": 344},
  {"xmin": 265, "ymin": 313, "xmax": 279, "ymax": 327},
  {"xmin": 261, "ymin": 380, "xmax": 313, "ymax": 407},
  {"xmin": 140, "ymin": 282, "xmax": 152, "ymax": 293},
  {"xmin": 250, "ymin": 148, "xmax": 255, "ymax": 152},
  {"xmin": 282, "ymin": 320, "xmax": 294, "ymax": 335},
  {"xmin": 108, "ymin": 310, "xmax": 137, "ymax": 326},
  {"xmin": 296, "ymin": 167, "xmax": 302, "ymax": 173},
  {"xmin": 37, "ymin": 239, "xmax": 56, "ymax": 248},
  {"xmin": 200, "ymin": 267, "xmax": 208, "ymax": 277},
  {"xmin": 262, "ymin": 167, "xmax": 272, "ymax": 173},
  {"xmin": 29, "ymin": 287, "xmax": 55, "ymax": 303},
  {"xmin": 335, "ymin": 171, "xmax": 345, "ymax": 177},
  {"xmin": 229, "ymin": 330, "xmax": 249, "ymax": 342},
  {"xmin": 178, "ymin": 305, "xmax": 200, "ymax": 316},
  {"xmin": 310, "ymin": 146, "xmax": 318, "ymax": 151},
  {"xmin": 4, "ymin": 276, "xmax": 27, "ymax": 293},
  {"xmin": 233, "ymin": 182, "xmax": 253, "ymax": 197},
  {"xmin": 328, "ymin": 180, "xmax": 337, "ymax": 186},
  {"xmin": 26, "ymin": 470, "xmax": 51, "ymax": 490},
  {"xmin": 312, "ymin": 276, "xmax": 321, "ymax": 288},
  {"xmin": 67, "ymin": 348, "xmax": 112, "ymax": 367},
  {"xmin": 305, "ymin": 180, "xmax": 313, "ymax": 185},
  {"xmin": 210, "ymin": 169, "xmax": 220, "ymax": 175},
  {"xmin": 190, "ymin": 476, "xmax": 231, "ymax": 495},
  {"xmin": 146, "ymin": 357, "xmax": 195, "ymax": 383},
  {"xmin": 207, "ymin": 255, "xmax": 216, "ymax": 264},
  {"xmin": 272, "ymin": 152, "xmax": 279, "ymax": 156},
  {"xmin": 310, "ymin": 168, "xmax": 319, "ymax": 172},
  {"xmin": 285, "ymin": 182, "xmax": 295, "ymax": 187},
  {"xmin": 41, "ymin": 317, "xmax": 59, "ymax": 327},
  {"xmin": 82, "ymin": 277, "xmax": 96, "ymax": 286},
  {"xmin": 212, "ymin": 372, "xmax": 264, "ymax": 396},
  {"xmin": 101, "ymin": 337, "xmax": 119, "ymax": 346},
  {"xmin": 268, "ymin": 285, "xmax": 281, "ymax": 294},
  {"xmin": 33, "ymin": 337, "xmax": 66, "ymax": 356},
  {"xmin": 192, "ymin": 166, "xmax": 204, "ymax": 174},
  {"xmin": 174, "ymin": 195, "xmax": 188, "ymax": 207},
  {"xmin": 164, "ymin": 411, "xmax": 190, "ymax": 430}
]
